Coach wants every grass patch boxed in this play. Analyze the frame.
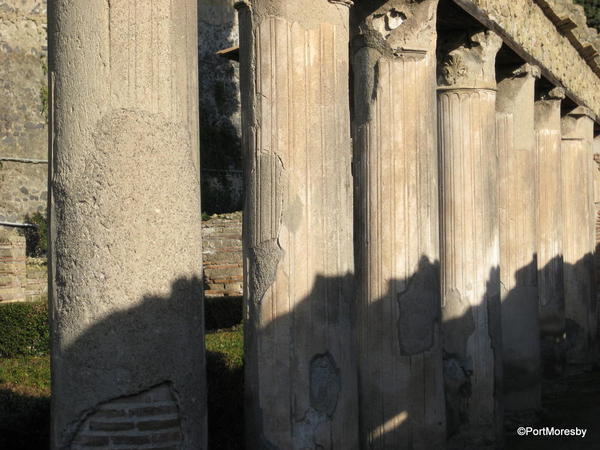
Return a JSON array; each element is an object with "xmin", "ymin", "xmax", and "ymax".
[
  {"xmin": 0, "ymin": 302, "xmax": 50, "ymax": 358},
  {"xmin": 0, "ymin": 323, "xmax": 244, "ymax": 449},
  {"xmin": 206, "ymin": 324, "xmax": 244, "ymax": 449},
  {"xmin": 0, "ymin": 356, "xmax": 50, "ymax": 392}
]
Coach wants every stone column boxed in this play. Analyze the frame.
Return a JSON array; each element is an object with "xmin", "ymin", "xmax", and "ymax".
[
  {"xmin": 561, "ymin": 106, "xmax": 597, "ymax": 369},
  {"xmin": 48, "ymin": 1, "xmax": 205, "ymax": 448},
  {"xmin": 535, "ymin": 87, "xmax": 566, "ymax": 375},
  {"xmin": 237, "ymin": 1, "xmax": 358, "ymax": 448},
  {"xmin": 437, "ymin": 30, "xmax": 503, "ymax": 449},
  {"xmin": 350, "ymin": 2, "xmax": 444, "ymax": 448},
  {"xmin": 496, "ymin": 63, "xmax": 541, "ymax": 413}
]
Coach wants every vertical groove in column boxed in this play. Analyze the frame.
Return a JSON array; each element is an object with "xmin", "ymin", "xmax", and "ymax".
[
  {"xmin": 239, "ymin": 2, "xmax": 357, "ymax": 448},
  {"xmin": 561, "ymin": 110, "xmax": 597, "ymax": 368},
  {"xmin": 353, "ymin": 49, "xmax": 444, "ymax": 448},
  {"xmin": 535, "ymin": 93, "xmax": 565, "ymax": 377},
  {"xmin": 496, "ymin": 67, "xmax": 541, "ymax": 413},
  {"xmin": 439, "ymin": 88, "xmax": 501, "ymax": 448},
  {"xmin": 350, "ymin": 3, "xmax": 443, "ymax": 447}
]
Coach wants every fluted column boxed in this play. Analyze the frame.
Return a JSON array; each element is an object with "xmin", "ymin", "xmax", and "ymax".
[
  {"xmin": 535, "ymin": 87, "xmax": 566, "ymax": 375},
  {"xmin": 437, "ymin": 30, "xmax": 503, "ymax": 449},
  {"xmin": 562, "ymin": 106, "xmax": 597, "ymax": 369},
  {"xmin": 496, "ymin": 63, "xmax": 541, "ymax": 413},
  {"xmin": 48, "ymin": 0, "xmax": 205, "ymax": 448},
  {"xmin": 351, "ymin": 1, "xmax": 444, "ymax": 448},
  {"xmin": 237, "ymin": 1, "xmax": 358, "ymax": 448}
]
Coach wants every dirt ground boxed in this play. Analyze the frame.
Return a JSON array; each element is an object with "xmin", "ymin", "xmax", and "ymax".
[{"xmin": 506, "ymin": 368, "xmax": 600, "ymax": 449}]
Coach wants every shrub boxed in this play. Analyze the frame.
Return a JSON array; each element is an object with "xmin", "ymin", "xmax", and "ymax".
[
  {"xmin": 0, "ymin": 302, "xmax": 50, "ymax": 358},
  {"xmin": 575, "ymin": 0, "xmax": 600, "ymax": 30},
  {"xmin": 23, "ymin": 212, "xmax": 48, "ymax": 257},
  {"xmin": 204, "ymin": 296, "xmax": 243, "ymax": 331}
]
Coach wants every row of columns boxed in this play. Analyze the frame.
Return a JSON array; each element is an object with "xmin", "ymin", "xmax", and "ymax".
[
  {"xmin": 239, "ymin": 1, "xmax": 599, "ymax": 449},
  {"xmin": 48, "ymin": 0, "xmax": 598, "ymax": 449}
]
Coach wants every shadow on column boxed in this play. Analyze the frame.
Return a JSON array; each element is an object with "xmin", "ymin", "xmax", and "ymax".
[{"xmin": 53, "ymin": 252, "xmax": 599, "ymax": 449}]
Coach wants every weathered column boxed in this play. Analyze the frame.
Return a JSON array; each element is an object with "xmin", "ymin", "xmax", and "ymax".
[
  {"xmin": 535, "ymin": 87, "xmax": 566, "ymax": 375},
  {"xmin": 48, "ymin": 1, "xmax": 205, "ymax": 448},
  {"xmin": 237, "ymin": 1, "xmax": 358, "ymax": 448},
  {"xmin": 350, "ymin": 1, "xmax": 444, "ymax": 448},
  {"xmin": 496, "ymin": 63, "xmax": 541, "ymax": 414},
  {"xmin": 561, "ymin": 106, "xmax": 597, "ymax": 369},
  {"xmin": 437, "ymin": 30, "xmax": 503, "ymax": 449},
  {"xmin": 595, "ymin": 136, "xmax": 600, "ymax": 317}
]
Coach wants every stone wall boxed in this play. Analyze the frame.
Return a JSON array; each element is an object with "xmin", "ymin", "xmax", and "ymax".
[
  {"xmin": 198, "ymin": 0, "xmax": 243, "ymax": 214},
  {"xmin": 0, "ymin": 227, "xmax": 26, "ymax": 302},
  {"xmin": 24, "ymin": 256, "xmax": 46, "ymax": 301},
  {"xmin": 0, "ymin": 226, "xmax": 47, "ymax": 303},
  {"xmin": 0, "ymin": 0, "xmax": 47, "ymax": 223},
  {"xmin": 1, "ymin": 0, "xmax": 243, "ymax": 221},
  {"xmin": 202, "ymin": 212, "xmax": 242, "ymax": 297}
]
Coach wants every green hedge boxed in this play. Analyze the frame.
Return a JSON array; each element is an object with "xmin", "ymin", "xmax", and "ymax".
[
  {"xmin": 575, "ymin": 0, "xmax": 600, "ymax": 30},
  {"xmin": 0, "ymin": 302, "xmax": 50, "ymax": 358},
  {"xmin": 0, "ymin": 296, "xmax": 241, "ymax": 358}
]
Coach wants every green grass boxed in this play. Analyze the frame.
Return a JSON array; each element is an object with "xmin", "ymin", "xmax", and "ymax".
[
  {"xmin": 0, "ymin": 323, "xmax": 244, "ymax": 449},
  {"xmin": 205, "ymin": 323, "xmax": 244, "ymax": 367},
  {"xmin": 206, "ymin": 324, "xmax": 245, "ymax": 449},
  {"xmin": 0, "ymin": 357, "xmax": 51, "ymax": 450},
  {"xmin": 0, "ymin": 356, "xmax": 50, "ymax": 392}
]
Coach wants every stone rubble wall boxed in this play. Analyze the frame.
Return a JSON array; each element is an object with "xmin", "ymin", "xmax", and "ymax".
[
  {"xmin": 202, "ymin": 212, "xmax": 243, "ymax": 297},
  {"xmin": 198, "ymin": 0, "xmax": 243, "ymax": 213},
  {"xmin": 0, "ymin": 0, "xmax": 47, "ymax": 222}
]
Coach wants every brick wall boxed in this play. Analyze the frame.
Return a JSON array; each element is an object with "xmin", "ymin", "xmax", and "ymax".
[
  {"xmin": 0, "ymin": 227, "xmax": 26, "ymax": 302},
  {"xmin": 24, "ymin": 256, "xmax": 46, "ymax": 301},
  {"xmin": 0, "ymin": 226, "xmax": 47, "ymax": 303},
  {"xmin": 71, "ymin": 383, "xmax": 182, "ymax": 449},
  {"xmin": 202, "ymin": 212, "xmax": 243, "ymax": 297},
  {"xmin": 1, "ymin": 214, "xmax": 244, "ymax": 303}
]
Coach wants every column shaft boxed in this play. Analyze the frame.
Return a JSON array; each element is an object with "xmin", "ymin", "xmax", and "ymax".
[
  {"xmin": 562, "ymin": 108, "xmax": 597, "ymax": 367},
  {"xmin": 238, "ymin": 1, "xmax": 358, "ymax": 448},
  {"xmin": 535, "ymin": 89, "xmax": 565, "ymax": 375},
  {"xmin": 48, "ymin": 0, "xmax": 205, "ymax": 448},
  {"xmin": 496, "ymin": 65, "xmax": 541, "ymax": 412},
  {"xmin": 438, "ymin": 30, "xmax": 503, "ymax": 449},
  {"xmin": 351, "ymin": 1, "xmax": 444, "ymax": 448}
]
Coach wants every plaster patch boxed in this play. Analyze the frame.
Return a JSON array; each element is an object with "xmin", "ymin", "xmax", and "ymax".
[{"xmin": 249, "ymin": 238, "xmax": 283, "ymax": 304}]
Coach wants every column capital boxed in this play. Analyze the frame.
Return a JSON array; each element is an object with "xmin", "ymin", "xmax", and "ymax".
[
  {"xmin": 562, "ymin": 106, "xmax": 596, "ymax": 140},
  {"xmin": 352, "ymin": 0, "xmax": 439, "ymax": 54},
  {"xmin": 512, "ymin": 63, "xmax": 541, "ymax": 79},
  {"xmin": 565, "ymin": 105, "xmax": 597, "ymax": 121},
  {"xmin": 539, "ymin": 86, "xmax": 566, "ymax": 101},
  {"xmin": 438, "ymin": 30, "xmax": 503, "ymax": 90}
]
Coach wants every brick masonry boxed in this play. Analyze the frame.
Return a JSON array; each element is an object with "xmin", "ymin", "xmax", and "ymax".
[
  {"xmin": 0, "ymin": 226, "xmax": 47, "ymax": 303},
  {"xmin": 0, "ymin": 227, "xmax": 26, "ymax": 302},
  {"xmin": 202, "ymin": 212, "xmax": 243, "ymax": 297},
  {"xmin": 71, "ymin": 383, "xmax": 182, "ymax": 450},
  {"xmin": 0, "ymin": 213, "xmax": 243, "ymax": 304}
]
